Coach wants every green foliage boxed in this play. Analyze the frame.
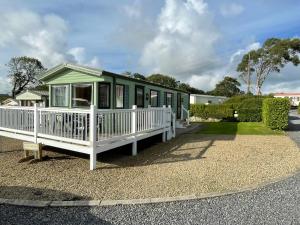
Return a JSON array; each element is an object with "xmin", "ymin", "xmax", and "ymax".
[
  {"xmin": 147, "ymin": 74, "xmax": 178, "ymax": 88},
  {"xmin": 237, "ymin": 38, "xmax": 300, "ymax": 95},
  {"xmin": 208, "ymin": 76, "xmax": 243, "ymax": 97},
  {"xmin": 0, "ymin": 94, "xmax": 10, "ymax": 103},
  {"xmin": 298, "ymin": 104, "xmax": 300, "ymax": 115},
  {"xmin": 224, "ymin": 95, "xmax": 267, "ymax": 122},
  {"xmin": 190, "ymin": 104, "xmax": 234, "ymax": 120},
  {"xmin": 7, "ymin": 56, "xmax": 46, "ymax": 97},
  {"xmin": 197, "ymin": 122, "xmax": 283, "ymax": 135},
  {"xmin": 262, "ymin": 98, "xmax": 290, "ymax": 130},
  {"xmin": 237, "ymin": 108, "xmax": 262, "ymax": 122},
  {"xmin": 177, "ymin": 83, "xmax": 204, "ymax": 94}
]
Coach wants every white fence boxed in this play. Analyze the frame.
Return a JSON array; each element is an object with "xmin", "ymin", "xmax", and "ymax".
[{"xmin": 0, "ymin": 105, "xmax": 173, "ymax": 170}]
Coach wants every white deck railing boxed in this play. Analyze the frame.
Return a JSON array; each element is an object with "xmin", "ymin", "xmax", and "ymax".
[
  {"xmin": 0, "ymin": 105, "xmax": 173, "ymax": 170},
  {"xmin": 0, "ymin": 106, "xmax": 35, "ymax": 135},
  {"xmin": 181, "ymin": 105, "xmax": 190, "ymax": 125}
]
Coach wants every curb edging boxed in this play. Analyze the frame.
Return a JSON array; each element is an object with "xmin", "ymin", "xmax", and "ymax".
[{"xmin": 0, "ymin": 170, "xmax": 299, "ymax": 208}]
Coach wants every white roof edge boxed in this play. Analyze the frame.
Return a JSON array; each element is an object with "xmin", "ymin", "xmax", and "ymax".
[{"xmin": 190, "ymin": 94, "xmax": 227, "ymax": 98}]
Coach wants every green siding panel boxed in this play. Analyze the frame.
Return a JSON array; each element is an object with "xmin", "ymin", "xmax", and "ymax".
[{"xmin": 44, "ymin": 69, "xmax": 111, "ymax": 84}]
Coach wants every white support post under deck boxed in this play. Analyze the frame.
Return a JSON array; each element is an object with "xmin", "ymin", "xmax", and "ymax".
[
  {"xmin": 162, "ymin": 105, "xmax": 166, "ymax": 142},
  {"xmin": 33, "ymin": 103, "xmax": 38, "ymax": 144},
  {"xmin": 131, "ymin": 105, "xmax": 137, "ymax": 156},
  {"xmin": 89, "ymin": 105, "xmax": 97, "ymax": 170}
]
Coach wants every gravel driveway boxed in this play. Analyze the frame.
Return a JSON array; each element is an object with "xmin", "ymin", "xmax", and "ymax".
[
  {"xmin": 1, "ymin": 131, "xmax": 299, "ymax": 201},
  {"xmin": 1, "ymin": 171, "xmax": 299, "ymax": 225}
]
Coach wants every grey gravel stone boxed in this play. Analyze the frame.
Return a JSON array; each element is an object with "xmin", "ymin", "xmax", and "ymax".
[{"xmin": 1, "ymin": 172, "xmax": 299, "ymax": 225}]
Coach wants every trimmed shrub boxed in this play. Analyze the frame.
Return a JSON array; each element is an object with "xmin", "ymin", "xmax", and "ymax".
[
  {"xmin": 190, "ymin": 104, "xmax": 206, "ymax": 118},
  {"xmin": 237, "ymin": 108, "xmax": 262, "ymax": 122},
  {"xmin": 224, "ymin": 95, "xmax": 268, "ymax": 122},
  {"xmin": 190, "ymin": 104, "xmax": 234, "ymax": 120},
  {"xmin": 262, "ymin": 98, "xmax": 290, "ymax": 130}
]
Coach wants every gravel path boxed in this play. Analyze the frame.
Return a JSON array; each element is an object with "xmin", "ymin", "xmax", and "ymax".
[
  {"xmin": 1, "ymin": 171, "xmax": 299, "ymax": 225},
  {"xmin": 1, "ymin": 133, "xmax": 300, "ymax": 201},
  {"xmin": 288, "ymin": 110, "xmax": 300, "ymax": 146}
]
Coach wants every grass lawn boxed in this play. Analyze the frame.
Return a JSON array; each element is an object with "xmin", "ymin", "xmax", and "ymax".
[{"xmin": 197, "ymin": 122, "xmax": 284, "ymax": 135}]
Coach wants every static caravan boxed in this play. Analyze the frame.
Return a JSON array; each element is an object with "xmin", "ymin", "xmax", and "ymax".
[
  {"xmin": 16, "ymin": 90, "xmax": 49, "ymax": 107},
  {"xmin": 0, "ymin": 63, "xmax": 190, "ymax": 170},
  {"xmin": 190, "ymin": 94, "xmax": 227, "ymax": 105},
  {"xmin": 40, "ymin": 63, "xmax": 190, "ymax": 121}
]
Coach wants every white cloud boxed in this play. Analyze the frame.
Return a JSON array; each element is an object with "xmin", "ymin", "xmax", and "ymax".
[
  {"xmin": 0, "ymin": 10, "xmax": 100, "ymax": 68},
  {"xmin": 123, "ymin": 0, "xmax": 141, "ymax": 18},
  {"xmin": 68, "ymin": 47, "xmax": 100, "ymax": 67},
  {"xmin": 230, "ymin": 42, "xmax": 260, "ymax": 64},
  {"xmin": 0, "ymin": 10, "xmax": 100, "ymax": 93},
  {"xmin": 220, "ymin": 3, "xmax": 244, "ymax": 17},
  {"xmin": 140, "ymin": 0, "xmax": 220, "ymax": 83}
]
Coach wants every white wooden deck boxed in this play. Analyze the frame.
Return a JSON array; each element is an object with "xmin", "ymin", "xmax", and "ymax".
[{"xmin": 0, "ymin": 105, "xmax": 176, "ymax": 170}]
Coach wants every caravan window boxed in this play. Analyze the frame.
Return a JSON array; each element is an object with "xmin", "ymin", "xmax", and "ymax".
[
  {"xmin": 150, "ymin": 90, "xmax": 159, "ymax": 107},
  {"xmin": 51, "ymin": 85, "xmax": 68, "ymax": 107},
  {"xmin": 165, "ymin": 92, "xmax": 173, "ymax": 107},
  {"xmin": 72, "ymin": 84, "xmax": 92, "ymax": 108},
  {"xmin": 116, "ymin": 84, "xmax": 124, "ymax": 108},
  {"xmin": 135, "ymin": 86, "xmax": 144, "ymax": 107},
  {"xmin": 99, "ymin": 83, "xmax": 110, "ymax": 108}
]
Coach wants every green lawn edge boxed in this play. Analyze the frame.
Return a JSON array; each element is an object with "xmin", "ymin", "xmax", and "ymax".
[{"xmin": 196, "ymin": 122, "xmax": 285, "ymax": 135}]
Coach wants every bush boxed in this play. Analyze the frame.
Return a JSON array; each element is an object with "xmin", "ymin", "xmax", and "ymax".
[
  {"xmin": 224, "ymin": 95, "xmax": 268, "ymax": 122},
  {"xmin": 237, "ymin": 108, "xmax": 262, "ymax": 122},
  {"xmin": 262, "ymin": 98, "xmax": 290, "ymax": 130},
  {"xmin": 298, "ymin": 104, "xmax": 300, "ymax": 114},
  {"xmin": 190, "ymin": 104, "xmax": 234, "ymax": 120}
]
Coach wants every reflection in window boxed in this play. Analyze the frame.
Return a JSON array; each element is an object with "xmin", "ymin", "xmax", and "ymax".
[
  {"xmin": 116, "ymin": 85, "xmax": 124, "ymax": 108},
  {"xmin": 99, "ymin": 83, "xmax": 110, "ymax": 108},
  {"xmin": 52, "ymin": 85, "xmax": 68, "ymax": 107},
  {"xmin": 165, "ymin": 92, "xmax": 173, "ymax": 107},
  {"xmin": 151, "ymin": 90, "xmax": 159, "ymax": 107},
  {"xmin": 72, "ymin": 84, "xmax": 92, "ymax": 107},
  {"xmin": 135, "ymin": 86, "xmax": 144, "ymax": 107}
]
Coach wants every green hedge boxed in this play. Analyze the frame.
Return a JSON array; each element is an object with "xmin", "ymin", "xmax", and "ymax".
[
  {"xmin": 190, "ymin": 104, "xmax": 234, "ymax": 120},
  {"xmin": 262, "ymin": 98, "xmax": 290, "ymax": 130},
  {"xmin": 237, "ymin": 108, "xmax": 262, "ymax": 122},
  {"xmin": 298, "ymin": 104, "xmax": 300, "ymax": 114},
  {"xmin": 224, "ymin": 95, "xmax": 267, "ymax": 122}
]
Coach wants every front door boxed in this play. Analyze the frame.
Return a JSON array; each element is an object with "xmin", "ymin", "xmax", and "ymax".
[{"xmin": 177, "ymin": 93, "xmax": 181, "ymax": 119}]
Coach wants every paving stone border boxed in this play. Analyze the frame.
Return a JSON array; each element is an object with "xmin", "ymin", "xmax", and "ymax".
[{"xmin": 0, "ymin": 170, "xmax": 299, "ymax": 208}]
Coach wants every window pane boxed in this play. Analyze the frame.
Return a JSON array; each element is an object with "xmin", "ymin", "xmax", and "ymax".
[
  {"xmin": 166, "ymin": 93, "xmax": 172, "ymax": 107},
  {"xmin": 116, "ymin": 85, "xmax": 124, "ymax": 108},
  {"xmin": 72, "ymin": 84, "xmax": 92, "ymax": 107},
  {"xmin": 99, "ymin": 83, "xmax": 110, "ymax": 108},
  {"xmin": 52, "ymin": 85, "xmax": 68, "ymax": 107},
  {"xmin": 136, "ymin": 87, "xmax": 144, "ymax": 107},
  {"xmin": 151, "ymin": 90, "xmax": 158, "ymax": 107}
]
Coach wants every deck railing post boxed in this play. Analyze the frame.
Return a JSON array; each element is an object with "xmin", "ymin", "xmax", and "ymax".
[
  {"xmin": 162, "ymin": 105, "xmax": 166, "ymax": 142},
  {"xmin": 167, "ymin": 105, "xmax": 172, "ymax": 140},
  {"xmin": 33, "ymin": 103, "xmax": 39, "ymax": 143},
  {"xmin": 131, "ymin": 105, "xmax": 137, "ymax": 156},
  {"xmin": 89, "ymin": 105, "xmax": 97, "ymax": 170}
]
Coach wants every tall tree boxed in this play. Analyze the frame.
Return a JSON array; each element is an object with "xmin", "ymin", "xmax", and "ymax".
[
  {"xmin": 147, "ymin": 74, "xmax": 179, "ymax": 88},
  {"xmin": 237, "ymin": 38, "xmax": 300, "ymax": 95},
  {"xmin": 7, "ymin": 56, "xmax": 46, "ymax": 98},
  {"xmin": 177, "ymin": 82, "xmax": 205, "ymax": 94},
  {"xmin": 208, "ymin": 76, "xmax": 242, "ymax": 97},
  {"xmin": 132, "ymin": 73, "xmax": 146, "ymax": 80}
]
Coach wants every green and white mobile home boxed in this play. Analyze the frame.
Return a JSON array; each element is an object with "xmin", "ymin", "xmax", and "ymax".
[
  {"xmin": 40, "ymin": 63, "xmax": 190, "ymax": 120},
  {"xmin": 0, "ymin": 63, "xmax": 190, "ymax": 170}
]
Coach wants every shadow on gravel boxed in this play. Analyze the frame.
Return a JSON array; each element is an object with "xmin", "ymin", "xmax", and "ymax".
[
  {"xmin": 0, "ymin": 186, "xmax": 90, "ymax": 201},
  {"xmin": 95, "ymin": 132, "xmax": 236, "ymax": 169}
]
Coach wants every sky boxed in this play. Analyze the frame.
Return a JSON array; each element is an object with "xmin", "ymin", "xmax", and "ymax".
[{"xmin": 0, "ymin": 0, "xmax": 300, "ymax": 94}]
